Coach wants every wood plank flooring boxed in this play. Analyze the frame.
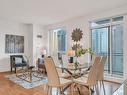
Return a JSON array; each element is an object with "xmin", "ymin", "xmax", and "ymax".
[{"xmin": 0, "ymin": 72, "xmax": 120, "ymax": 95}]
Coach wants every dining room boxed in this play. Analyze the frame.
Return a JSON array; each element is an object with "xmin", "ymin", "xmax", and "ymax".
[{"xmin": 0, "ymin": 0, "xmax": 127, "ymax": 95}]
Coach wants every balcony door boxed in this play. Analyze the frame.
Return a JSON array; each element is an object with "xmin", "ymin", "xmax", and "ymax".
[{"xmin": 91, "ymin": 16, "xmax": 123, "ymax": 76}]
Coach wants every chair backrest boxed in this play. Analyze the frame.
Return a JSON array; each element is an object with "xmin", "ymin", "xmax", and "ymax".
[
  {"xmin": 52, "ymin": 56, "xmax": 60, "ymax": 66},
  {"xmin": 10, "ymin": 55, "xmax": 23, "ymax": 61},
  {"xmin": 39, "ymin": 58, "xmax": 45, "ymax": 63},
  {"xmin": 97, "ymin": 56, "xmax": 107, "ymax": 81},
  {"xmin": 45, "ymin": 57, "xmax": 60, "ymax": 86},
  {"xmin": 87, "ymin": 56, "xmax": 101, "ymax": 86},
  {"xmin": 90, "ymin": 54, "xmax": 100, "ymax": 64},
  {"xmin": 100, "ymin": 56, "xmax": 107, "ymax": 65},
  {"xmin": 90, "ymin": 55, "xmax": 96, "ymax": 65},
  {"xmin": 10, "ymin": 55, "xmax": 25, "ymax": 65},
  {"xmin": 37, "ymin": 58, "xmax": 45, "ymax": 70}
]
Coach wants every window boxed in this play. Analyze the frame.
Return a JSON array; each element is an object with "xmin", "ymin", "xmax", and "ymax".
[
  {"xmin": 57, "ymin": 30, "xmax": 66, "ymax": 52},
  {"xmin": 91, "ymin": 16, "xmax": 124, "ymax": 76},
  {"xmin": 49, "ymin": 28, "xmax": 66, "ymax": 56}
]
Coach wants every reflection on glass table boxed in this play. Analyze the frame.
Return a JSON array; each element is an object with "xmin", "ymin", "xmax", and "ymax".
[
  {"xmin": 112, "ymin": 80, "xmax": 127, "ymax": 95},
  {"xmin": 56, "ymin": 63, "xmax": 88, "ymax": 79}
]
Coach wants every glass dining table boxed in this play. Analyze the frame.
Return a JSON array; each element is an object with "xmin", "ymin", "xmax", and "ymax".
[
  {"xmin": 56, "ymin": 62, "xmax": 90, "ymax": 95},
  {"xmin": 56, "ymin": 63, "xmax": 89, "ymax": 79}
]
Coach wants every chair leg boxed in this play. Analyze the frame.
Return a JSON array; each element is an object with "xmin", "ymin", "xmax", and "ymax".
[
  {"xmin": 71, "ymin": 84, "xmax": 74, "ymax": 95},
  {"xmin": 50, "ymin": 87, "xmax": 52, "ymax": 95},
  {"xmin": 102, "ymin": 81, "xmax": 106, "ymax": 95},
  {"xmin": 100, "ymin": 81, "xmax": 102, "ymax": 89},
  {"xmin": 16, "ymin": 68, "xmax": 18, "ymax": 76},
  {"xmin": 11, "ymin": 65, "xmax": 12, "ymax": 72},
  {"xmin": 43, "ymin": 84, "xmax": 47, "ymax": 92},
  {"xmin": 46, "ymin": 85, "xmax": 49, "ymax": 95},
  {"xmin": 95, "ymin": 85, "xmax": 99, "ymax": 95},
  {"xmin": 15, "ymin": 67, "xmax": 16, "ymax": 73},
  {"xmin": 59, "ymin": 87, "xmax": 62, "ymax": 95},
  {"xmin": 77, "ymin": 86, "xmax": 81, "ymax": 95},
  {"xmin": 56, "ymin": 87, "xmax": 59, "ymax": 95},
  {"xmin": 61, "ymin": 87, "xmax": 64, "ymax": 95},
  {"xmin": 89, "ymin": 86, "xmax": 91, "ymax": 95},
  {"xmin": 47, "ymin": 86, "xmax": 51, "ymax": 95}
]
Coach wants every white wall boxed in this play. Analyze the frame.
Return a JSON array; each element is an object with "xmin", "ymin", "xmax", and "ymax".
[
  {"xmin": 0, "ymin": 19, "xmax": 30, "ymax": 72},
  {"xmin": 45, "ymin": 5, "xmax": 127, "ymax": 48},
  {"xmin": 44, "ymin": 5, "xmax": 127, "ymax": 80},
  {"xmin": 0, "ymin": 21, "xmax": 44, "ymax": 72},
  {"xmin": 26, "ymin": 24, "xmax": 33, "ymax": 66},
  {"xmin": 45, "ymin": 18, "xmax": 91, "ymax": 62},
  {"xmin": 32, "ymin": 24, "xmax": 44, "ymax": 66}
]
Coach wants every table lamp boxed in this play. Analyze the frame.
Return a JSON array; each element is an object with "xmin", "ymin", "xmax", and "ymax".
[
  {"xmin": 68, "ymin": 50, "xmax": 75, "ymax": 63},
  {"xmin": 40, "ymin": 48, "xmax": 47, "ymax": 57}
]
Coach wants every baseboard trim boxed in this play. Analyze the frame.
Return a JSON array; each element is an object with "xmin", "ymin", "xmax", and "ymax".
[{"xmin": 104, "ymin": 75, "xmax": 124, "ymax": 83}]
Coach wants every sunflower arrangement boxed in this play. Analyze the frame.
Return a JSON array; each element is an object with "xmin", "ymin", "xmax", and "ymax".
[
  {"xmin": 71, "ymin": 28, "xmax": 83, "ymax": 68},
  {"xmin": 71, "ymin": 28, "xmax": 83, "ymax": 56},
  {"xmin": 72, "ymin": 44, "xmax": 82, "ymax": 51},
  {"xmin": 71, "ymin": 28, "xmax": 93, "ymax": 69}
]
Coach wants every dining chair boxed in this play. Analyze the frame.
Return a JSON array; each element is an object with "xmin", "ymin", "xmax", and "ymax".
[
  {"xmin": 74, "ymin": 56, "xmax": 101, "ymax": 95},
  {"xmin": 97, "ymin": 56, "xmax": 107, "ymax": 95},
  {"xmin": 36, "ymin": 57, "xmax": 46, "ymax": 75},
  {"xmin": 52, "ymin": 56, "xmax": 71, "ymax": 79},
  {"xmin": 82, "ymin": 55, "xmax": 101, "ymax": 77},
  {"xmin": 44, "ymin": 57, "xmax": 72, "ymax": 95}
]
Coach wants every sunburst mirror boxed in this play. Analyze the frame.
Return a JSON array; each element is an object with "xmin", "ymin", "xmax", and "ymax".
[{"xmin": 71, "ymin": 28, "xmax": 83, "ymax": 42}]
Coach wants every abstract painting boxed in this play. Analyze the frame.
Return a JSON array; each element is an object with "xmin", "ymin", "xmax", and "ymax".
[{"xmin": 5, "ymin": 34, "xmax": 24, "ymax": 53}]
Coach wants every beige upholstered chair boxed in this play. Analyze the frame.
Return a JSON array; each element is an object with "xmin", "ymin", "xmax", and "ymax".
[
  {"xmin": 97, "ymin": 56, "xmax": 107, "ymax": 95},
  {"xmin": 52, "ymin": 56, "xmax": 71, "ymax": 79},
  {"xmin": 44, "ymin": 57, "xmax": 72, "ymax": 95},
  {"xmin": 36, "ymin": 58, "xmax": 46, "ymax": 75},
  {"xmin": 74, "ymin": 57, "xmax": 101, "ymax": 95},
  {"xmin": 97, "ymin": 56, "xmax": 107, "ymax": 81},
  {"xmin": 90, "ymin": 54, "xmax": 101, "ymax": 65},
  {"xmin": 82, "ymin": 56, "xmax": 107, "ymax": 95},
  {"xmin": 83, "ymin": 55, "xmax": 101, "ymax": 77}
]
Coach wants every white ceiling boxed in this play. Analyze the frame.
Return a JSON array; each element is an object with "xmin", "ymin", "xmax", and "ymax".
[{"xmin": 0, "ymin": 0, "xmax": 127, "ymax": 25}]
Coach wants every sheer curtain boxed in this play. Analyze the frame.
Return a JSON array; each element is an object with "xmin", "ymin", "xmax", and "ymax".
[{"xmin": 49, "ymin": 30, "xmax": 58, "ymax": 56}]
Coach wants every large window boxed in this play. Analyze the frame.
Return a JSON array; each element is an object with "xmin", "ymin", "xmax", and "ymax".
[
  {"xmin": 91, "ymin": 16, "xmax": 124, "ymax": 76},
  {"xmin": 49, "ymin": 28, "xmax": 66, "ymax": 56}
]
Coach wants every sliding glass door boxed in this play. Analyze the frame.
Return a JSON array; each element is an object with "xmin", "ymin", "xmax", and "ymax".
[
  {"xmin": 91, "ymin": 16, "xmax": 124, "ymax": 76},
  {"xmin": 91, "ymin": 27, "xmax": 110, "ymax": 73},
  {"xmin": 111, "ymin": 24, "xmax": 123, "ymax": 75}
]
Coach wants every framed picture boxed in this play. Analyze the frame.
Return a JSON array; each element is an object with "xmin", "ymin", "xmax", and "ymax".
[{"xmin": 5, "ymin": 34, "xmax": 24, "ymax": 53}]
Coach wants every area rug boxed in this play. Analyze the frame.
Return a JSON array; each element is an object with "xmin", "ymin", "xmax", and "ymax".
[{"xmin": 6, "ymin": 74, "xmax": 48, "ymax": 89}]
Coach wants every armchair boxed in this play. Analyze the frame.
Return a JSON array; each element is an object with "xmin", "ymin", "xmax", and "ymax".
[
  {"xmin": 10, "ymin": 55, "xmax": 28, "ymax": 73},
  {"xmin": 36, "ymin": 55, "xmax": 46, "ymax": 75}
]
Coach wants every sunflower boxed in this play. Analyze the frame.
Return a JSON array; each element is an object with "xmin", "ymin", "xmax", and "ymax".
[{"xmin": 71, "ymin": 28, "xmax": 83, "ymax": 42}]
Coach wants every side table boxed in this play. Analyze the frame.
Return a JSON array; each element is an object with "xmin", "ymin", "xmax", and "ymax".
[{"xmin": 16, "ymin": 65, "xmax": 44, "ymax": 83}]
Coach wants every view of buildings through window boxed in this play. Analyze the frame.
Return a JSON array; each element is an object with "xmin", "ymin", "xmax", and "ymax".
[
  {"xmin": 91, "ymin": 16, "xmax": 123, "ymax": 76},
  {"xmin": 49, "ymin": 28, "xmax": 66, "ymax": 56}
]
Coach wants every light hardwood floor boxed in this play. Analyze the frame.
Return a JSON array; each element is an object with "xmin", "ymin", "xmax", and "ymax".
[{"xmin": 0, "ymin": 72, "xmax": 120, "ymax": 95}]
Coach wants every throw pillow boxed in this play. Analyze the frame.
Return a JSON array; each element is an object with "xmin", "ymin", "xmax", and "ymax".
[{"xmin": 15, "ymin": 57, "xmax": 22, "ymax": 64}]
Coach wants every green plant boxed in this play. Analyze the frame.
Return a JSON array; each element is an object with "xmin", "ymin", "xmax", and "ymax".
[{"xmin": 76, "ymin": 48, "xmax": 94, "ymax": 57}]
